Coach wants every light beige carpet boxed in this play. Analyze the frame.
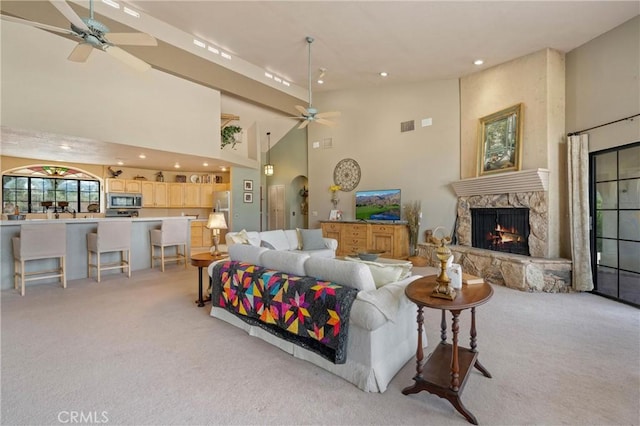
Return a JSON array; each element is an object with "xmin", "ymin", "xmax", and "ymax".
[{"xmin": 1, "ymin": 265, "xmax": 639, "ymax": 425}]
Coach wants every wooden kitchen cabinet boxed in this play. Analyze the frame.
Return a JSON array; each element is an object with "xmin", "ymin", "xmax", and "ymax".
[
  {"xmin": 106, "ymin": 179, "xmax": 142, "ymax": 193},
  {"xmin": 190, "ymin": 221, "xmax": 203, "ymax": 247},
  {"xmin": 143, "ymin": 182, "xmax": 212, "ymax": 209},
  {"xmin": 168, "ymin": 183, "xmax": 184, "ymax": 207},
  {"xmin": 125, "ymin": 180, "xmax": 142, "ymax": 193},
  {"xmin": 183, "ymin": 183, "xmax": 201, "ymax": 207},
  {"xmin": 200, "ymin": 185, "xmax": 214, "ymax": 208},
  {"xmin": 190, "ymin": 220, "xmax": 213, "ymax": 248},
  {"xmin": 107, "ymin": 179, "xmax": 125, "ymax": 192},
  {"xmin": 320, "ymin": 221, "xmax": 409, "ymax": 259},
  {"xmin": 141, "ymin": 181, "xmax": 167, "ymax": 207},
  {"xmin": 168, "ymin": 183, "xmax": 201, "ymax": 208}
]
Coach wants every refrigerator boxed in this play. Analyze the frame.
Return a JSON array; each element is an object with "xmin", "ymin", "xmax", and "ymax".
[{"xmin": 213, "ymin": 191, "xmax": 231, "ymax": 240}]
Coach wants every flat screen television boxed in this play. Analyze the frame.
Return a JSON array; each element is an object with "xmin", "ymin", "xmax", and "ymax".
[{"xmin": 355, "ymin": 189, "xmax": 401, "ymax": 221}]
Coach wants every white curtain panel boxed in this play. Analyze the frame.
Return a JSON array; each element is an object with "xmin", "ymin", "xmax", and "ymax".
[{"xmin": 567, "ymin": 134, "xmax": 595, "ymax": 291}]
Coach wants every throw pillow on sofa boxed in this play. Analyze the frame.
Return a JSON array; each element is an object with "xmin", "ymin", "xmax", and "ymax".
[
  {"xmin": 230, "ymin": 229, "xmax": 251, "ymax": 244},
  {"xmin": 260, "ymin": 240, "xmax": 276, "ymax": 250},
  {"xmin": 344, "ymin": 257, "xmax": 412, "ymax": 288},
  {"xmin": 298, "ymin": 228, "xmax": 325, "ymax": 250}
]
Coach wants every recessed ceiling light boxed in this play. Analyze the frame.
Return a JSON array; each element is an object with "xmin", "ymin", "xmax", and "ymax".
[
  {"xmin": 138, "ymin": 153, "xmax": 146, "ymax": 159},
  {"xmin": 207, "ymin": 46, "xmax": 219, "ymax": 55},
  {"xmin": 274, "ymin": 76, "xmax": 282, "ymax": 83},
  {"xmin": 193, "ymin": 39, "xmax": 206, "ymax": 48},
  {"xmin": 221, "ymin": 52, "xmax": 232, "ymax": 60},
  {"xmin": 317, "ymin": 79, "xmax": 324, "ymax": 84},
  {"xmin": 220, "ymin": 166, "xmax": 227, "ymax": 172},
  {"xmin": 116, "ymin": 160, "xmax": 124, "ymax": 166},
  {"xmin": 60, "ymin": 145, "xmax": 71, "ymax": 150},
  {"xmin": 203, "ymin": 162, "xmax": 209, "ymax": 167},
  {"xmin": 282, "ymin": 80, "xmax": 290, "ymax": 87},
  {"xmin": 174, "ymin": 163, "xmax": 181, "ymax": 169},
  {"xmin": 264, "ymin": 72, "xmax": 273, "ymax": 79},
  {"xmin": 379, "ymin": 72, "xmax": 388, "ymax": 77},
  {"xmin": 474, "ymin": 59, "xmax": 484, "ymax": 65}
]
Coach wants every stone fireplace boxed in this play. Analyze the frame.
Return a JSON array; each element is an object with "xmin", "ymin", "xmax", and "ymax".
[{"xmin": 418, "ymin": 169, "xmax": 572, "ymax": 292}]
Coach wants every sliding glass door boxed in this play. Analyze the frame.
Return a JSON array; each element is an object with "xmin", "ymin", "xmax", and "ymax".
[{"xmin": 590, "ymin": 142, "xmax": 640, "ymax": 306}]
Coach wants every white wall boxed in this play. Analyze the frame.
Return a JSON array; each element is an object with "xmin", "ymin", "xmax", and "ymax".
[
  {"xmin": 1, "ymin": 20, "xmax": 221, "ymax": 159},
  {"xmin": 566, "ymin": 15, "xmax": 640, "ymax": 151},
  {"xmin": 309, "ymin": 79, "xmax": 460, "ymax": 239}
]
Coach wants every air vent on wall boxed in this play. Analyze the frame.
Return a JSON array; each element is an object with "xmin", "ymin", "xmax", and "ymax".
[{"xmin": 401, "ymin": 120, "xmax": 415, "ymax": 133}]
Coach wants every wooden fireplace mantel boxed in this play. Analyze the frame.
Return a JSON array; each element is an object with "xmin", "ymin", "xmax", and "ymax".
[{"xmin": 451, "ymin": 169, "xmax": 549, "ymax": 197}]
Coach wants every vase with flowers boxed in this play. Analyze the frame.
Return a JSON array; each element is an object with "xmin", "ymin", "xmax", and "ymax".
[{"xmin": 329, "ymin": 184, "xmax": 341, "ymax": 208}]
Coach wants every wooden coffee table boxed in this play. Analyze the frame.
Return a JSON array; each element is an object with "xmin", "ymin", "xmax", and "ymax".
[
  {"xmin": 402, "ymin": 275, "xmax": 493, "ymax": 425},
  {"xmin": 190, "ymin": 252, "xmax": 227, "ymax": 307}
]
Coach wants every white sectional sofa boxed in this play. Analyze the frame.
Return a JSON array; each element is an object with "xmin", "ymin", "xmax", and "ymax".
[
  {"xmin": 225, "ymin": 228, "xmax": 337, "ymax": 258},
  {"xmin": 208, "ymin": 244, "xmax": 437, "ymax": 392}
]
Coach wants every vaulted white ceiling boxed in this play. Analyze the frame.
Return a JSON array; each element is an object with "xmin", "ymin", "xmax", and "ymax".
[{"xmin": 1, "ymin": 1, "xmax": 638, "ymax": 171}]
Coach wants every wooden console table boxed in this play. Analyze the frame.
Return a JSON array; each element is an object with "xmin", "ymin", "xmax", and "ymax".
[
  {"xmin": 402, "ymin": 275, "xmax": 493, "ymax": 425},
  {"xmin": 320, "ymin": 221, "xmax": 409, "ymax": 259}
]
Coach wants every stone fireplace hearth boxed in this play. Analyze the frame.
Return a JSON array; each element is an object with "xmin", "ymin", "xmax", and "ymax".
[{"xmin": 418, "ymin": 169, "xmax": 572, "ymax": 293}]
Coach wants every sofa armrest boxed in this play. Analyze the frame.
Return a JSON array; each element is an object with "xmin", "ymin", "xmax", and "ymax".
[{"xmin": 323, "ymin": 237, "xmax": 338, "ymax": 251}]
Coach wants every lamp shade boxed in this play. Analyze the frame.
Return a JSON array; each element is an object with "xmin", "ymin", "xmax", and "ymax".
[
  {"xmin": 264, "ymin": 164, "xmax": 274, "ymax": 176},
  {"xmin": 206, "ymin": 212, "xmax": 228, "ymax": 229}
]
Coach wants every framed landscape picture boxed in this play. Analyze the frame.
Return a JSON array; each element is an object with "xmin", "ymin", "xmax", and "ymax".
[{"xmin": 477, "ymin": 103, "xmax": 523, "ymax": 176}]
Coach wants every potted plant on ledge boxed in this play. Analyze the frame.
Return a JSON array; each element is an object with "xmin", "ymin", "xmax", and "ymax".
[{"xmin": 221, "ymin": 125, "xmax": 242, "ymax": 149}]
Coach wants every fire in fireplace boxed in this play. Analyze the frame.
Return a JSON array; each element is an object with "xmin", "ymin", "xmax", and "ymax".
[{"xmin": 471, "ymin": 208, "xmax": 530, "ymax": 255}]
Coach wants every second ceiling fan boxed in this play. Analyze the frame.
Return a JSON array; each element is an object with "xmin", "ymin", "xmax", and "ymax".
[{"xmin": 294, "ymin": 36, "xmax": 340, "ymax": 129}]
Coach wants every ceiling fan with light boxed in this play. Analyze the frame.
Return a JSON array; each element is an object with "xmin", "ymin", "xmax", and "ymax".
[
  {"xmin": 1, "ymin": 0, "xmax": 157, "ymax": 72},
  {"xmin": 293, "ymin": 36, "xmax": 340, "ymax": 129}
]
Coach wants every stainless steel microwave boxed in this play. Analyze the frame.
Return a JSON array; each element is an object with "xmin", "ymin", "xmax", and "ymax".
[{"xmin": 106, "ymin": 193, "xmax": 143, "ymax": 209}]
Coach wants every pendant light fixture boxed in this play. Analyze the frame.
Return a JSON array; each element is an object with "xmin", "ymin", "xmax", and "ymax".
[{"xmin": 264, "ymin": 132, "xmax": 274, "ymax": 176}]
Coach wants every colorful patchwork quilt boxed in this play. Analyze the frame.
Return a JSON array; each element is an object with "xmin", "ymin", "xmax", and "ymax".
[{"xmin": 211, "ymin": 261, "xmax": 358, "ymax": 364}]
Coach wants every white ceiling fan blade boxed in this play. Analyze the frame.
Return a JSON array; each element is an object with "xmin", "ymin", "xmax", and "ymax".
[
  {"xmin": 1, "ymin": 14, "xmax": 75, "ymax": 35},
  {"xmin": 315, "ymin": 111, "xmax": 341, "ymax": 119},
  {"xmin": 49, "ymin": 0, "xmax": 89, "ymax": 32},
  {"xmin": 104, "ymin": 32, "xmax": 157, "ymax": 46},
  {"xmin": 316, "ymin": 118, "xmax": 337, "ymax": 127},
  {"xmin": 68, "ymin": 42, "xmax": 93, "ymax": 62},
  {"xmin": 294, "ymin": 105, "xmax": 308, "ymax": 116},
  {"xmin": 105, "ymin": 46, "xmax": 151, "ymax": 72},
  {"xmin": 298, "ymin": 120, "xmax": 310, "ymax": 129}
]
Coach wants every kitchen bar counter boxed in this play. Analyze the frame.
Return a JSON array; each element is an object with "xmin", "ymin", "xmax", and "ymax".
[{"xmin": 1, "ymin": 217, "xmax": 192, "ymax": 290}]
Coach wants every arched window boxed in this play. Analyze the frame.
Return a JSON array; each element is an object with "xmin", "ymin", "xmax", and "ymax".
[{"xmin": 2, "ymin": 165, "xmax": 101, "ymax": 214}]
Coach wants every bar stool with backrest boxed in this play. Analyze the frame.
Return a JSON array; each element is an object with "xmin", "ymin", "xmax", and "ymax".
[
  {"xmin": 12, "ymin": 223, "xmax": 67, "ymax": 296},
  {"xmin": 87, "ymin": 220, "xmax": 132, "ymax": 282},
  {"xmin": 150, "ymin": 219, "xmax": 189, "ymax": 272}
]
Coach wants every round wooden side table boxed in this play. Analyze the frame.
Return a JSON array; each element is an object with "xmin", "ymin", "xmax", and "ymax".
[
  {"xmin": 190, "ymin": 252, "xmax": 227, "ymax": 307},
  {"xmin": 402, "ymin": 275, "xmax": 493, "ymax": 425}
]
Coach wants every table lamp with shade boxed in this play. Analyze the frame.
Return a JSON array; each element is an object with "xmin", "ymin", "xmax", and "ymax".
[{"xmin": 206, "ymin": 212, "xmax": 228, "ymax": 256}]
